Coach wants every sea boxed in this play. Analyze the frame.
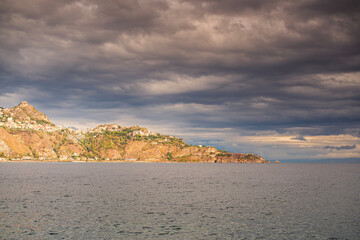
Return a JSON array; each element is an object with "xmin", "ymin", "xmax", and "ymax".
[{"xmin": 0, "ymin": 163, "xmax": 359, "ymax": 239}]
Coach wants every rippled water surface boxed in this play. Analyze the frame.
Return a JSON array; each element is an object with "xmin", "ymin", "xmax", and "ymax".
[{"xmin": 0, "ymin": 163, "xmax": 359, "ymax": 239}]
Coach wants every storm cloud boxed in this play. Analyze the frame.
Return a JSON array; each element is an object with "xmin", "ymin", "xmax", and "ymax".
[
  {"xmin": 291, "ymin": 136, "xmax": 307, "ymax": 141},
  {"xmin": 0, "ymin": 0, "xmax": 359, "ymax": 160},
  {"xmin": 324, "ymin": 144, "xmax": 356, "ymax": 150}
]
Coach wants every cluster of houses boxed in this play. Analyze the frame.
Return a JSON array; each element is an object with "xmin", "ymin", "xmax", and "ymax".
[
  {"xmin": 0, "ymin": 115, "xmax": 62, "ymax": 132},
  {"xmin": 0, "ymin": 110, "xmax": 163, "ymax": 139},
  {"xmin": 132, "ymin": 129, "xmax": 158, "ymax": 137},
  {"xmin": 87, "ymin": 124, "xmax": 160, "ymax": 137},
  {"xmin": 88, "ymin": 124, "xmax": 121, "ymax": 133}
]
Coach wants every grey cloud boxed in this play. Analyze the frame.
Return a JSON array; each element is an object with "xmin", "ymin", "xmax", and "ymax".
[
  {"xmin": 291, "ymin": 136, "xmax": 307, "ymax": 141},
  {"xmin": 289, "ymin": 0, "xmax": 360, "ymax": 17},
  {"xmin": 181, "ymin": 0, "xmax": 283, "ymax": 15},
  {"xmin": 0, "ymin": 0, "xmax": 168, "ymax": 31},
  {"xmin": 1, "ymin": 0, "xmax": 358, "ymax": 78},
  {"xmin": 324, "ymin": 145, "xmax": 356, "ymax": 150}
]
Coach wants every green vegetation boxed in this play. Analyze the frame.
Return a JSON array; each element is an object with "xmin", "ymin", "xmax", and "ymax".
[
  {"xmin": 74, "ymin": 127, "xmax": 191, "ymax": 160},
  {"xmin": 53, "ymin": 143, "xmax": 60, "ymax": 156},
  {"xmin": 174, "ymin": 155, "xmax": 199, "ymax": 162},
  {"xmin": 79, "ymin": 133, "xmax": 101, "ymax": 157},
  {"xmin": 166, "ymin": 152, "xmax": 173, "ymax": 161},
  {"xmin": 36, "ymin": 119, "xmax": 53, "ymax": 125},
  {"xmin": 216, "ymin": 150, "xmax": 231, "ymax": 157},
  {"xmin": 78, "ymin": 131, "xmax": 127, "ymax": 158},
  {"xmin": 29, "ymin": 146, "xmax": 39, "ymax": 159}
]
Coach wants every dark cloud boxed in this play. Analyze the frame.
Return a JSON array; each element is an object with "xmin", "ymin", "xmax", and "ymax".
[
  {"xmin": 0, "ymin": 0, "xmax": 359, "ymax": 160},
  {"xmin": 181, "ymin": 0, "xmax": 282, "ymax": 15},
  {"xmin": 324, "ymin": 145, "xmax": 356, "ymax": 150},
  {"xmin": 290, "ymin": 0, "xmax": 360, "ymax": 17},
  {"xmin": 291, "ymin": 136, "xmax": 307, "ymax": 141}
]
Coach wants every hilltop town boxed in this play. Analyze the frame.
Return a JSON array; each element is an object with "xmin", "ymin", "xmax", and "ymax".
[{"xmin": 0, "ymin": 101, "xmax": 269, "ymax": 163}]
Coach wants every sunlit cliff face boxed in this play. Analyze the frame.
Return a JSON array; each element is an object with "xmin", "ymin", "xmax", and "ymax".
[{"xmin": 0, "ymin": 0, "xmax": 359, "ymax": 161}]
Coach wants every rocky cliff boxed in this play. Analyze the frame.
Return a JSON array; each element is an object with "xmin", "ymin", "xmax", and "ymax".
[{"xmin": 0, "ymin": 102, "xmax": 269, "ymax": 163}]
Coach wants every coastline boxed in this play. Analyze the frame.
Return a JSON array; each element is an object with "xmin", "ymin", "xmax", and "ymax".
[{"xmin": 0, "ymin": 159, "xmax": 273, "ymax": 163}]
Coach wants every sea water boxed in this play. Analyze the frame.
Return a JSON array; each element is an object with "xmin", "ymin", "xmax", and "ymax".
[{"xmin": 0, "ymin": 163, "xmax": 359, "ymax": 239}]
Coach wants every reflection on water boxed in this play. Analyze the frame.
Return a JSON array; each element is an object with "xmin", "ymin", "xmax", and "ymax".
[{"xmin": 0, "ymin": 163, "xmax": 359, "ymax": 239}]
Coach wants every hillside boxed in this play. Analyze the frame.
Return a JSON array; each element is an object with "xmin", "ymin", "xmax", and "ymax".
[{"xmin": 0, "ymin": 102, "xmax": 269, "ymax": 163}]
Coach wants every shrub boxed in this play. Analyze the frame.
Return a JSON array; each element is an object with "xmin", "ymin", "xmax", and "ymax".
[{"xmin": 166, "ymin": 152, "xmax": 173, "ymax": 161}]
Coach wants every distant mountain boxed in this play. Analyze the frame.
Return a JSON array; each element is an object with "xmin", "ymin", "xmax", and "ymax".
[{"xmin": 0, "ymin": 102, "xmax": 269, "ymax": 163}]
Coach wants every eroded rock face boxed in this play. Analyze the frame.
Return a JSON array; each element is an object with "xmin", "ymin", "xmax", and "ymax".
[
  {"xmin": 0, "ymin": 127, "xmax": 31, "ymax": 157},
  {"xmin": 0, "ymin": 102, "xmax": 268, "ymax": 163},
  {"xmin": 0, "ymin": 139, "xmax": 13, "ymax": 156}
]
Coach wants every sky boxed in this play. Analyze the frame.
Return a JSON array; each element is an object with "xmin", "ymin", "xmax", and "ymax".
[{"xmin": 0, "ymin": 0, "xmax": 360, "ymax": 161}]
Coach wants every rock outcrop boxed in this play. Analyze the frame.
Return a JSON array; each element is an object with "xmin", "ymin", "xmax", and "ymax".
[{"xmin": 0, "ymin": 102, "xmax": 269, "ymax": 163}]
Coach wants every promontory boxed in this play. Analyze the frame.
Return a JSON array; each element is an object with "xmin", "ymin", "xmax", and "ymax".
[{"xmin": 0, "ymin": 101, "xmax": 269, "ymax": 163}]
